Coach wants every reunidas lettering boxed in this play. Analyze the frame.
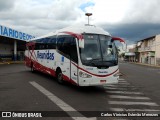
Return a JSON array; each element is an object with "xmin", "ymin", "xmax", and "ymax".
[{"xmin": 37, "ymin": 50, "xmax": 54, "ymax": 60}]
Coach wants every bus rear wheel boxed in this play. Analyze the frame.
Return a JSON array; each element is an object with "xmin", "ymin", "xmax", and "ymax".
[{"xmin": 31, "ymin": 63, "xmax": 35, "ymax": 73}]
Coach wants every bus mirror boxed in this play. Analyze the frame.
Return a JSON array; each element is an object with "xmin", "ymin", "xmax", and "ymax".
[
  {"xmin": 109, "ymin": 45, "xmax": 112, "ymax": 48},
  {"xmin": 112, "ymin": 37, "xmax": 126, "ymax": 51},
  {"xmin": 79, "ymin": 39, "xmax": 84, "ymax": 48}
]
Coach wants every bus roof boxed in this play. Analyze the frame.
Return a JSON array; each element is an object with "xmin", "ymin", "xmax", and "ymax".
[{"xmin": 29, "ymin": 24, "xmax": 111, "ymax": 41}]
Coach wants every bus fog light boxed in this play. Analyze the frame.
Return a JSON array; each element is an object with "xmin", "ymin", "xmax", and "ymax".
[{"xmin": 79, "ymin": 71, "xmax": 92, "ymax": 78}]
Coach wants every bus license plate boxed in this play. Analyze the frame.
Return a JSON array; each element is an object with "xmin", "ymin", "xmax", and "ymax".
[{"xmin": 100, "ymin": 80, "xmax": 106, "ymax": 83}]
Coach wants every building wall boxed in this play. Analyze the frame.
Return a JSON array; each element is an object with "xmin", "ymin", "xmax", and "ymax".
[
  {"xmin": 155, "ymin": 34, "xmax": 160, "ymax": 65},
  {"xmin": 137, "ymin": 34, "xmax": 160, "ymax": 65},
  {"xmin": 138, "ymin": 38, "xmax": 156, "ymax": 52},
  {"xmin": 140, "ymin": 53, "xmax": 155, "ymax": 64},
  {"xmin": 0, "ymin": 43, "xmax": 13, "ymax": 57},
  {"xmin": 139, "ymin": 52, "xmax": 148, "ymax": 64},
  {"xmin": 0, "ymin": 42, "xmax": 26, "ymax": 61},
  {"xmin": 150, "ymin": 57, "xmax": 155, "ymax": 65}
]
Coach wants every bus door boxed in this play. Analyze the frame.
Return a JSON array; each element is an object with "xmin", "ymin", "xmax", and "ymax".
[{"xmin": 70, "ymin": 38, "xmax": 79, "ymax": 85}]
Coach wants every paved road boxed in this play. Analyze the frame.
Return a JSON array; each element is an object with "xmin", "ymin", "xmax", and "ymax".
[
  {"xmin": 0, "ymin": 63, "xmax": 160, "ymax": 120},
  {"xmin": 119, "ymin": 62, "xmax": 160, "ymax": 106}
]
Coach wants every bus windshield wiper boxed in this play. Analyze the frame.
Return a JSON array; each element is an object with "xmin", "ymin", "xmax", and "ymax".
[
  {"xmin": 88, "ymin": 58, "xmax": 102, "ymax": 63},
  {"xmin": 104, "ymin": 60, "xmax": 117, "ymax": 65}
]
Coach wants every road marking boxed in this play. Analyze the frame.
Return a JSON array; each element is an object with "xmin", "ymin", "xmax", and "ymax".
[
  {"xmin": 118, "ymin": 83, "xmax": 130, "ymax": 85},
  {"xmin": 106, "ymin": 91, "xmax": 143, "ymax": 95},
  {"xmin": 104, "ymin": 85, "xmax": 117, "ymax": 87},
  {"xmin": 105, "ymin": 87, "xmax": 125, "ymax": 90},
  {"xmin": 118, "ymin": 80, "xmax": 126, "ymax": 82},
  {"xmin": 119, "ymin": 79, "xmax": 127, "ymax": 80},
  {"xmin": 105, "ymin": 87, "xmax": 136, "ymax": 90},
  {"xmin": 118, "ymin": 80, "xmax": 127, "ymax": 82},
  {"xmin": 108, "ymin": 101, "xmax": 159, "ymax": 106},
  {"xmin": 119, "ymin": 81, "xmax": 128, "ymax": 83},
  {"xmin": 110, "ymin": 108, "xmax": 160, "ymax": 112},
  {"xmin": 108, "ymin": 78, "xmax": 160, "ymax": 114},
  {"xmin": 109, "ymin": 95, "xmax": 150, "ymax": 100},
  {"xmin": 30, "ymin": 81, "xmax": 96, "ymax": 120},
  {"xmin": 104, "ymin": 85, "xmax": 135, "ymax": 88}
]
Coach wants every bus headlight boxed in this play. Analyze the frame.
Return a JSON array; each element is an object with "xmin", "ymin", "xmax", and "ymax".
[{"xmin": 79, "ymin": 71, "xmax": 92, "ymax": 78}]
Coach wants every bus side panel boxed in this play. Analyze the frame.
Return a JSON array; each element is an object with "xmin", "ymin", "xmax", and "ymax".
[
  {"xmin": 25, "ymin": 50, "xmax": 32, "ymax": 68},
  {"xmin": 25, "ymin": 49, "xmax": 56, "ymax": 76},
  {"xmin": 33, "ymin": 50, "xmax": 56, "ymax": 76},
  {"xmin": 25, "ymin": 48, "xmax": 78, "ymax": 85}
]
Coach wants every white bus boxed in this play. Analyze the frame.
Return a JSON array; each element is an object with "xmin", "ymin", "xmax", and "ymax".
[{"xmin": 25, "ymin": 24, "xmax": 125, "ymax": 86}]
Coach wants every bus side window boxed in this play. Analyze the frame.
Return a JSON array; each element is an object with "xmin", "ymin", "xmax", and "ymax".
[
  {"xmin": 29, "ymin": 46, "xmax": 32, "ymax": 50},
  {"xmin": 57, "ymin": 37, "xmax": 64, "ymax": 53},
  {"xmin": 70, "ymin": 38, "xmax": 78, "ymax": 63},
  {"xmin": 57, "ymin": 36, "xmax": 71, "ymax": 59},
  {"xmin": 48, "ymin": 37, "xmax": 56, "ymax": 49}
]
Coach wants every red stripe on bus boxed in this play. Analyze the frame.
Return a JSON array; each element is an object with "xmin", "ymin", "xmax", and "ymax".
[
  {"xmin": 62, "ymin": 31, "xmax": 83, "ymax": 40},
  {"xmin": 25, "ymin": 56, "xmax": 78, "ymax": 85},
  {"xmin": 112, "ymin": 37, "xmax": 125, "ymax": 43},
  {"xmin": 71, "ymin": 62, "xmax": 118, "ymax": 77}
]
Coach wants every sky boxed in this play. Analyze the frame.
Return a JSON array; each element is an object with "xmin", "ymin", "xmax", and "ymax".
[{"xmin": 1, "ymin": 0, "xmax": 160, "ymax": 45}]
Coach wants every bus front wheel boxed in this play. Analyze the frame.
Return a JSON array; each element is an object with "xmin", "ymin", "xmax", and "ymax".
[{"xmin": 56, "ymin": 71, "xmax": 64, "ymax": 84}]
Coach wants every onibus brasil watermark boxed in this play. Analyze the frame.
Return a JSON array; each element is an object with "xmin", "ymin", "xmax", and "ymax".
[{"xmin": 1, "ymin": 112, "xmax": 42, "ymax": 118}]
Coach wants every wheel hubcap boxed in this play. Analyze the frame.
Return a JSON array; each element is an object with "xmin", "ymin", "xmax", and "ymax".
[{"xmin": 58, "ymin": 73, "xmax": 62, "ymax": 81}]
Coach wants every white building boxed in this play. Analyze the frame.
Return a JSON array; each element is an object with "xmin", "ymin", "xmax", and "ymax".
[
  {"xmin": 137, "ymin": 34, "xmax": 160, "ymax": 65},
  {"xmin": 124, "ymin": 44, "xmax": 136, "ymax": 62}
]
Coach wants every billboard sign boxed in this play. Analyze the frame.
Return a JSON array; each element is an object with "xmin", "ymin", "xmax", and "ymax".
[{"xmin": 0, "ymin": 25, "xmax": 35, "ymax": 41}]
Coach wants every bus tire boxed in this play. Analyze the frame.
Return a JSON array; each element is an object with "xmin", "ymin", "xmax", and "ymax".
[
  {"xmin": 56, "ymin": 70, "xmax": 64, "ymax": 84},
  {"xmin": 31, "ymin": 62, "xmax": 35, "ymax": 73}
]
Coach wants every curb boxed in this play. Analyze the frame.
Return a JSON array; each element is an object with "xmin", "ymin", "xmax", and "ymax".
[
  {"xmin": 129, "ymin": 62, "xmax": 160, "ymax": 68},
  {"xmin": 0, "ymin": 61, "xmax": 24, "ymax": 65}
]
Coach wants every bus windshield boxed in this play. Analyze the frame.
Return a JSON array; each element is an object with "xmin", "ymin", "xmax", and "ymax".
[{"xmin": 79, "ymin": 34, "xmax": 118, "ymax": 67}]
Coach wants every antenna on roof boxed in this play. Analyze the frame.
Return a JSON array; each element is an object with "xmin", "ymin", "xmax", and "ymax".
[{"xmin": 85, "ymin": 13, "xmax": 92, "ymax": 25}]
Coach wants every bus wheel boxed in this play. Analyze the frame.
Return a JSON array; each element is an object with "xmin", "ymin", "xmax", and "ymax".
[
  {"xmin": 57, "ymin": 71, "xmax": 64, "ymax": 84},
  {"xmin": 31, "ymin": 63, "xmax": 35, "ymax": 73}
]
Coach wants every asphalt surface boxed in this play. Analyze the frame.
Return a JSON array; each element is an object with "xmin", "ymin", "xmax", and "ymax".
[
  {"xmin": 0, "ymin": 63, "xmax": 160, "ymax": 120},
  {"xmin": 119, "ymin": 62, "xmax": 160, "ymax": 106}
]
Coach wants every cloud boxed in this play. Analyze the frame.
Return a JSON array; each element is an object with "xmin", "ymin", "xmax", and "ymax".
[
  {"xmin": 123, "ymin": 0, "xmax": 160, "ymax": 24},
  {"xmin": 103, "ymin": 23, "xmax": 160, "ymax": 45},
  {"xmin": 85, "ymin": 0, "xmax": 130, "ymax": 24},
  {"xmin": 0, "ymin": 0, "xmax": 15, "ymax": 11},
  {"xmin": 0, "ymin": 0, "xmax": 87, "ymax": 36},
  {"xmin": 0, "ymin": 0, "xmax": 160, "ymax": 45},
  {"xmin": 88, "ymin": 0, "xmax": 160, "ymax": 45}
]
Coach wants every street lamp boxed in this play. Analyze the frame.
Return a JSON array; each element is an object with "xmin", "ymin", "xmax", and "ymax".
[{"xmin": 85, "ymin": 13, "xmax": 92, "ymax": 25}]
